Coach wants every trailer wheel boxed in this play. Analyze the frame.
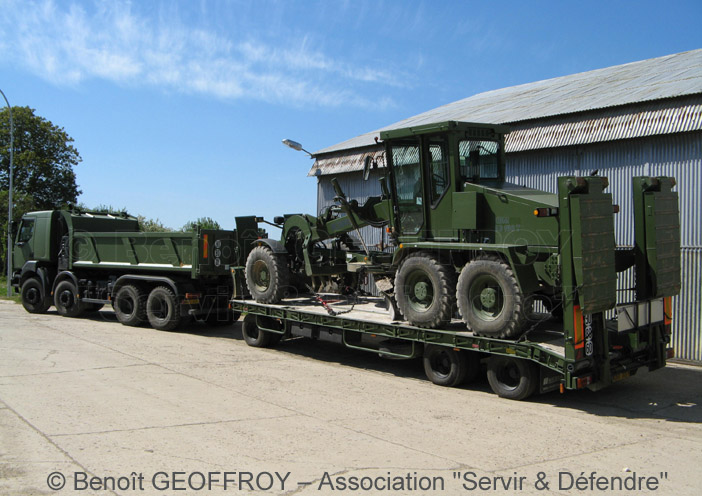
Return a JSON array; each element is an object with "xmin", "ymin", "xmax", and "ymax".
[
  {"xmin": 113, "ymin": 285, "xmax": 146, "ymax": 326},
  {"xmin": 21, "ymin": 277, "xmax": 51, "ymax": 313},
  {"xmin": 456, "ymin": 258, "xmax": 526, "ymax": 338},
  {"xmin": 395, "ymin": 252, "xmax": 455, "ymax": 328},
  {"xmin": 241, "ymin": 313, "xmax": 281, "ymax": 348},
  {"xmin": 146, "ymin": 286, "xmax": 181, "ymax": 331},
  {"xmin": 54, "ymin": 280, "xmax": 84, "ymax": 317},
  {"xmin": 245, "ymin": 246, "xmax": 290, "ymax": 303},
  {"xmin": 423, "ymin": 345, "xmax": 477, "ymax": 387},
  {"xmin": 487, "ymin": 356, "xmax": 538, "ymax": 400}
]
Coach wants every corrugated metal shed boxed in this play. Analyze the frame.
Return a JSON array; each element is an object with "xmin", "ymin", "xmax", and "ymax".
[
  {"xmin": 310, "ymin": 49, "xmax": 702, "ymax": 175},
  {"xmin": 310, "ymin": 50, "xmax": 702, "ymax": 362}
]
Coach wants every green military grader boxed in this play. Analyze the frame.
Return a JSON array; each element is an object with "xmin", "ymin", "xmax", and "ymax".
[{"xmin": 243, "ymin": 121, "xmax": 680, "ymax": 341}]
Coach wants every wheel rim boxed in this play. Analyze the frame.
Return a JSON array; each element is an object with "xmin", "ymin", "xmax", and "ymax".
[
  {"xmin": 495, "ymin": 361, "xmax": 520, "ymax": 391},
  {"xmin": 403, "ymin": 268, "xmax": 435, "ymax": 313},
  {"xmin": 469, "ymin": 274, "xmax": 504, "ymax": 321},
  {"xmin": 58, "ymin": 290, "xmax": 74, "ymax": 309},
  {"xmin": 251, "ymin": 260, "xmax": 271, "ymax": 292},
  {"xmin": 118, "ymin": 297, "xmax": 135, "ymax": 316},
  {"xmin": 429, "ymin": 350, "xmax": 452, "ymax": 379},
  {"xmin": 149, "ymin": 297, "xmax": 168, "ymax": 320},
  {"xmin": 25, "ymin": 287, "xmax": 41, "ymax": 305}
]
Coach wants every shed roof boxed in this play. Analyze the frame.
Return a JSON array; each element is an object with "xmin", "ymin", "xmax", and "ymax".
[{"xmin": 314, "ymin": 49, "xmax": 702, "ymax": 158}]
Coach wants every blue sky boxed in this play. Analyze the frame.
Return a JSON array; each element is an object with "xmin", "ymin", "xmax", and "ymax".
[{"xmin": 1, "ymin": 0, "xmax": 700, "ymax": 229}]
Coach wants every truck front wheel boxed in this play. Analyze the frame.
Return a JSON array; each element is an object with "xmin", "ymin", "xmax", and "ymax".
[
  {"xmin": 487, "ymin": 356, "xmax": 538, "ymax": 400},
  {"xmin": 54, "ymin": 280, "xmax": 84, "ymax": 317},
  {"xmin": 113, "ymin": 285, "xmax": 146, "ymax": 326},
  {"xmin": 146, "ymin": 286, "xmax": 181, "ymax": 331},
  {"xmin": 21, "ymin": 277, "xmax": 51, "ymax": 314}
]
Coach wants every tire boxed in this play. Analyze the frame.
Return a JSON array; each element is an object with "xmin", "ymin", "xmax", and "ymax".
[
  {"xmin": 21, "ymin": 278, "xmax": 51, "ymax": 314},
  {"xmin": 241, "ymin": 313, "xmax": 281, "ymax": 348},
  {"xmin": 113, "ymin": 285, "xmax": 146, "ymax": 326},
  {"xmin": 456, "ymin": 258, "xmax": 526, "ymax": 338},
  {"xmin": 394, "ymin": 252, "xmax": 456, "ymax": 328},
  {"xmin": 423, "ymin": 345, "xmax": 478, "ymax": 387},
  {"xmin": 245, "ymin": 246, "xmax": 290, "ymax": 303},
  {"xmin": 487, "ymin": 356, "xmax": 538, "ymax": 400},
  {"xmin": 53, "ymin": 280, "xmax": 84, "ymax": 317},
  {"xmin": 146, "ymin": 286, "xmax": 181, "ymax": 331}
]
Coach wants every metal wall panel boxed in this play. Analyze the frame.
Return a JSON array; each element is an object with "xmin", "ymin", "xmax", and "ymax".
[
  {"xmin": 317, "ymin": 170, "xmax": 388, "ymax": 252},
  {"xmin": 674, "ymin": 248, "xmax": 702, "ymax": 362}
]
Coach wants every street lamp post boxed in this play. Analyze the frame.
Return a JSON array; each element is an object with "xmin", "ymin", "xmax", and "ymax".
[{"xmin": 1, "ymin": 89, "xmax": 13, "ymax": 297}]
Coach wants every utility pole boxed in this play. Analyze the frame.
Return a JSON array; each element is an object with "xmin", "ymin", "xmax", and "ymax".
[{"xmin": 1, "ymin": 89, "xmax": 13, "ymax": 297}]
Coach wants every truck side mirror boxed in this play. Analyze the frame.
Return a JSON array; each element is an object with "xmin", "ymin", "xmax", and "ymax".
[{"xmin": 363, "ymin": 156, "xmax": 374, "ymax": 181}]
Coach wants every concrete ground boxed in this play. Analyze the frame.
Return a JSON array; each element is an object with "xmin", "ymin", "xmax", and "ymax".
[{"xmin": 1, "ymin": 299, "xmax": 701, "ymax": 496}]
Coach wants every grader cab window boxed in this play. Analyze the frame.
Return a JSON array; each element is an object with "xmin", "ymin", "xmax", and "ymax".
[
  {"xmin": 459, "ymin": 140, "xmax": 500, "ymax": 182},
  {"xmin": 428, "ymin": 140, "xmax": 450, "ymax": 204},
  {"xmin": 391, "ymin": 144, "xmax": 424, "ymax": 234}
]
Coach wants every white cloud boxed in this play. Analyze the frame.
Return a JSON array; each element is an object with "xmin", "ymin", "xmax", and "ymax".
[{"xmin": 0, "ymin": 0, "xmax": 400, "ymax": 109}]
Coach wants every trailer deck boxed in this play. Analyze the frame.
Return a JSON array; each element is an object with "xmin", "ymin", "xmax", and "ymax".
[{"xmin": 231, "ymin": 295, "xmax": 568, "ymax": 377}]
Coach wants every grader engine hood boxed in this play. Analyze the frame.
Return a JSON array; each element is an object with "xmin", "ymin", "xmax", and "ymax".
[{"xmin": 461, "ymin": 181, "xmax": 560, "ymax": 247}]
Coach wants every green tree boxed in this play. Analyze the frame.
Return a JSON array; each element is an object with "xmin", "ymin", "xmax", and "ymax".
[
  {"xmin": 1, "ymin": 106, "xmax": 81, "ymax": 209},
  {"xmin": 182, "ymin": 216, "xmax": 221, "ymax": 232},
  {"xmin": 1, "ymin": 107, "xmax": 82, "ymax": 274},
  {"xmin": 138, "ymin": 216, "xmax": 172, "ymax": 232},
  {"xmin": 0, "ymin": 191, "xmax": 35, "ymax": 271},
  {"xmin": 77, "ymin": 203, "xmax": 173, "ymax": 232}
]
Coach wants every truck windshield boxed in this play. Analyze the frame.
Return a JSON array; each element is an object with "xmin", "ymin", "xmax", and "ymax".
[
  {"xmin": 18, "ymin": 219, "xmax": 34, "ymax": 243},
  {"xmin": 459, "ymin": 140, "xmax": 500, "ymax": 181}
]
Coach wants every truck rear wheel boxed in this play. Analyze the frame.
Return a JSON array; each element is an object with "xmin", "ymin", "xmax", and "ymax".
[
  {"xmin": 241, "ymin": 313, "xmax": 281, "ymax": 348},
  {"xmin": 21, "ymin": 277, "xmax": 51, "ymax": 314},
  {"xmin": 245, "ymin": 246, "xmax": 289, "ymax": 303},
  {"xmin": 394, "ymin": 252, "xmax": 455, "ymax": 328},
  {"xmin": 54, "ymin": 280, "xmax": 84, "ymax": 318},
  {"xmin": 487, "ymin": 356, "xmax": 538, "ymax": 400},
  {"xmin": 456, "ymin": 258, "xmax": 526, "ymax": 338},
  {"xmin": 113, "ymin": 285, "xmax": 146, "ymax": 326},
  {"xmin": 423, "ymin": 344, "xmax": 478, "ymax": 387},
  {"xmin": 146, "ymin": 286, "xmax": 181, "ymax": 331}
]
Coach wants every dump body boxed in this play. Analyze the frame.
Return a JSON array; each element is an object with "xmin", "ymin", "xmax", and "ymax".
[{"xmin": 12, "ymin": 209, "xmax": 260, "ymax": 329}]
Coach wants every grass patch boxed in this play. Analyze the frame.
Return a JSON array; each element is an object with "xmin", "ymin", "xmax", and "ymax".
[{"xmin": 0, "ymin": 276, "xmax": 21, "ymax": 303}]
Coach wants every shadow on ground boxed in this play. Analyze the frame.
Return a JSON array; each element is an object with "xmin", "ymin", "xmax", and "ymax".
[{"xmin": 80, "ymin": 310, "xmax": 702, "ymax": 425}]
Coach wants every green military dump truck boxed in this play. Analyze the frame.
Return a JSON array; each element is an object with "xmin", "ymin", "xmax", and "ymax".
[{"xmin": 11, "ymin": 208, "xmax": 260, "ymax": 330}]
